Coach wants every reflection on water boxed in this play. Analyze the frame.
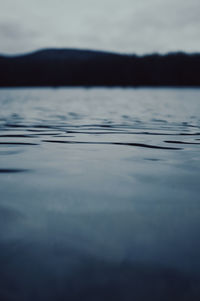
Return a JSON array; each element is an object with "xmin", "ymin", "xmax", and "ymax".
[{"xmin": 0, "ymin": 88, "xmax": 200, "ymax": 300}]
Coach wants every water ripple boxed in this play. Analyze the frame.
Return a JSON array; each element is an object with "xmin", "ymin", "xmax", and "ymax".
[
  {"xmin": 0, "ymin": 88, "xmax": 200, "ymax": 301},
  {"xmin": 0, "ymin": 142, "xmax": 39, "ymax": 146},
  {"xmin": 164, "ymin": 140, "xmax": 200, "ymax": 145},
  {"xmin": 0, "ymin": 168, "xmax": 30, "ymax": 173},
  {"xmin": 0, "ymin": 134, "xmax": 37, "ymax": 138},
  {"xmin": 43, "ymin": 139, "xmax": 182, "ymax": 150}
]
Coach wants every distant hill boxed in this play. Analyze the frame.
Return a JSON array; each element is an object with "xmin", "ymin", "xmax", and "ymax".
[{"xmin": 0, "ymin": 48, "xmax": 200, "ymax": 87}]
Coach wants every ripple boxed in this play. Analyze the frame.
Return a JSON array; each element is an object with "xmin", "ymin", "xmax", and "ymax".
[
  {"xmin": 31, "ymin": 133, "xmax": 61, "ymax": 136},
  {"xmin": 179, "ymin": 132, "xmax": 200, "ymax": 136},
  {"xmin": 33, "ymin": 125, "xmax": 55, "ymax": 129},
  {"xmin": 0, "ymin": 134, "xmax": 37, "ymax": 138},
  {"xmin": 0, "ymin": 142, "xmax": 39, "ymax": 146},
  {"xmin": 144, "ymin": 158, "xmax": 162, "ymax": 161},
  {"xmin": 164, "ymin": 140, "xmax": 200, "ymax": 145},
  {"xmin": 63, "ymin": 130, "xmax": 200, "ymax": 136},
  {"xmin": 4, "ymin": 123, "xmax": 28, "ymax": 128},
  {"xmin": 43, "ymin": 140, "xmax": 182, "ymax": 150},
  {"xmin": 0, "ymin": 168, "xmax": 30, "ymax": 173}
]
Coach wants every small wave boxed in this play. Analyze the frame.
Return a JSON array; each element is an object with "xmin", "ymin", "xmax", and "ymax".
[
  {"xmin": 33, "ymin": 125, "xmax": 54, "ymax": 129},
  {"xmin": 43, "ymin": 140, "xmax": 182, "ymax": 150},
  {"xmin": 0, "ymin": 142, "xmax": 39, "ymax": 145},
  {"xmin": 30, "ymin": 133, "xmax": 61, "ymax": 136},
  {"xmin": 0, "ymin": 168, "xmax": 30, "ymax": 173},
  {"xmin": 0, "ymin": 134, "xmax": 37, "ymax": 138},
  {"xmin": 4, "ymin": 123, "xmax": 28, "ymax": 128},
  {"xmin": 179, "ymin": 132, "xmax": 200, "ymax": 136},
  {"xmin": 55, "ymin": 135, "xmax": 75, "ymax": 138},
  {"xmin": 164, "ymin": 140, "xmax": 200, "ymax": 145},
  {"xmin": 64, "ymin": 130, "xmax": 200, "ymax": 136}
]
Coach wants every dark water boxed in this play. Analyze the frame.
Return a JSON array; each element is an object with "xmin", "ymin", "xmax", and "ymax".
[{"xmin": 0, "ymin": 88, "xmax": 200, "ymax": 301}]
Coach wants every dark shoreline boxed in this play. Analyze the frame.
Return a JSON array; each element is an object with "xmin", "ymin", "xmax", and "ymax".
[{"xmin": 0, "ymin": 48, "xmax": 200, "ymax": 87}]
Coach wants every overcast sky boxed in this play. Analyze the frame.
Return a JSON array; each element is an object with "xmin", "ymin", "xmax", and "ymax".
[{"xmin": 0, "ymin": 0, "xmax": 200, "ymax": 54}]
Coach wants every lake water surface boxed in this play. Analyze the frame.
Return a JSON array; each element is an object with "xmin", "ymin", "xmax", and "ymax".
[{"xmin": 0, "ymin": 88, "xmax": 200, "ymax": 300}]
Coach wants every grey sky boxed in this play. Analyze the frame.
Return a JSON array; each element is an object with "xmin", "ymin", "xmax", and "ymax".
[{"xmin": 0, "ymin": 0, "xmax": 200, "ymax": 54}]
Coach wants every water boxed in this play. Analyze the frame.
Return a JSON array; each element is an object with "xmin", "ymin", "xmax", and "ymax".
[{"xmin": 0, "ymin": 88, "xmax": 200, "ymax": 301}]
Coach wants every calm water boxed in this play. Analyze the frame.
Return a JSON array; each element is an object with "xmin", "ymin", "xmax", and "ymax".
[{"xmin": 0, "ymin": 88, "xmax": 200, "ymax": 300}]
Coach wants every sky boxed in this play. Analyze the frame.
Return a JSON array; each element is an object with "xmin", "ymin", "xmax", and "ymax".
[{"xmin": 0, "ymin": 0, "xmax": 200, "ymax": 55}]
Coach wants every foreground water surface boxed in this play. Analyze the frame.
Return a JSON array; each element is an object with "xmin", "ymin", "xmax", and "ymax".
[{"xmin": 0, "ymin": 88, "xmax": 200, "ymax": 300}]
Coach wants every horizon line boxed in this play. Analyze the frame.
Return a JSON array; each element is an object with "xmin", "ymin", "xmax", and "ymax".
[{"xmin": 1, "ymin": 47, "xmax": 200, "ymax": 58}]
